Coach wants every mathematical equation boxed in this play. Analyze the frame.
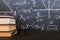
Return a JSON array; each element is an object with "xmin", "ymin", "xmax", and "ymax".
[{"xmin": 5, "ymin": 0, "xmax": 60, "ymax": 31}]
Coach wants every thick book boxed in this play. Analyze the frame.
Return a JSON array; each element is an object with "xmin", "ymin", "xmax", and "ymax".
[
  {"xmin": 0, "ymin": 24, "xmax": 16, "ymax": 31},
  {"xmin": 0, "ymin": 30, "xmax": 17, "ymax": 37},
  {"xmin": 0, "ymin": 16, "xmax": 15, "ymax": 24}
]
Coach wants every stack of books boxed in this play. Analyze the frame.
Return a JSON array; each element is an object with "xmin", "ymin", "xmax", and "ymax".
[{"xmin": 0, "ymin": 16, "xmax": 17, "ymax": 37}]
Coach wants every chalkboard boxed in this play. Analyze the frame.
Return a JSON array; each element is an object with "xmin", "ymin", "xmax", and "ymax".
[
  {"xmin": 0, "ymin": 0, "xmax": 11, "ymax": 11},
  {"xmin": 3, "ymin": 0, "xmax": 60, "ymax": 31}
]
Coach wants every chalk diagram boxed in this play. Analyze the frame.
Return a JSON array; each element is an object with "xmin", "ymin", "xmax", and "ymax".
[
  {"xmin": 4, "ymin": 0, "xmax": 60, "ymax": 31},
  {"xmin": 39, "ymin": 0, "xmax": 60, "ymax": 19},
  {"xmin": 4, "ymin": 0, "xmax": 60, "ymax": 19},
  {"xmin": 43, "ymin": 0, "xmax": 60, "ymax": 19}
]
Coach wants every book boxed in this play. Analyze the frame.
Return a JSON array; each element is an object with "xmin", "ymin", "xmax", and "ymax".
[{"xmin": 0, "ymin": 30, "xmax": 17, "ymax": 37}]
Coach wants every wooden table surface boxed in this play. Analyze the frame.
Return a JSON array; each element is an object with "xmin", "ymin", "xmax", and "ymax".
[{"xmin": 0, "ymin": 31, "xmax": 60, "ymax": 40}]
